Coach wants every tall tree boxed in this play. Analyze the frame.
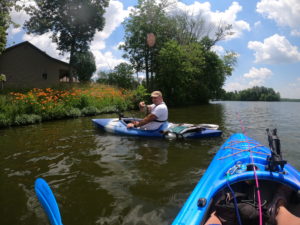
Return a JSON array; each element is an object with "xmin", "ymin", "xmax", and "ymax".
[
  {"xmin": 121, "ymin": 0, "xmax": 176, "ymax": 89},
  {"xmin": 156, "ymin": 40, "xmax": 236, "ymax": 105},
  {"xmin": 0, "ymin": 0, "xmax": 20, "ymax": 54},
  {"xmin": 73, "ymin": 51, "xmax": 96, "ymax": 82},
  {"xmin": 24, "ymin": 0, "xmax": 109, "ymax": 80}
]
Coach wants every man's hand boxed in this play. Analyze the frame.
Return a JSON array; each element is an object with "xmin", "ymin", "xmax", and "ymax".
[
  {"xmin": 139, "ymin": 101, "xmax": 146, "ymax": 109},
  {"xmin": 127, "ymin": 121, "xmax": 139, "ymax": 128}
]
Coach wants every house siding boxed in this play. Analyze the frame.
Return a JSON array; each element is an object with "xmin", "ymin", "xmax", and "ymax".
[{"xmin": 0, "ymin": 42, "xmax": 70, "ymax": 88}]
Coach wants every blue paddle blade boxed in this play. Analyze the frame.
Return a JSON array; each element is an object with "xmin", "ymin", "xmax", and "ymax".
[{"xmin": 35, "ymin": 178, "xmax": 63, "ymax": 225}]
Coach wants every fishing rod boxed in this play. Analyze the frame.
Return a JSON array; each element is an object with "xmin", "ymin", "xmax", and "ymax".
[{"xmin": 236, "ymin": 112, "xmax": 263, "ymax": 225}]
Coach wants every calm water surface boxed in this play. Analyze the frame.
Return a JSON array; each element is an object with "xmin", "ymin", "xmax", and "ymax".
[{"xmin": 1, "ymin": 101, "xmax": 300, "ymax": 225}]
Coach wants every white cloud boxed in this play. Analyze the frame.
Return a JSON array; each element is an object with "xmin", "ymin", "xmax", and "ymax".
[
  {"xmin": 291, "ymin": 29, "xmax": 300, "ymax": 37},
  {"xmin": 211, "ymin": 45, "xmax": 225, "ymax": 55},
  {"xmin": 90, "ymin": 0, "xmax": 131, "ymax": 52},
  {"xmin": 225, "ymin": 67, "xmax": 273, "ymax": 92},
  {"xmin": 249, "ymin": 79, "xmax": 264, "ymax": 86},
  {"xmin": 7, "ymin": 0, "xmax": 36, "ymax": 37},
  {"xmin": 90, "ymin": 0, "xmax": 131, "ymax": 70},
  {"xmin": 279, "ymin": 85, "xmax": 300, "ymax": 98},
  {"xmin": 254, "ymin": 21, "xmax": 261, "ymax": 27},
  {"xmin": 92, "ymin": 50, "xmax": 127, "ymax": 71},
  {"xmin": 248, "ymin": 34, "xmax": 300, "ymax": 64},
  {"xmin": 244, "ymin": 67, "xmax": 272, "ymax": 79},
  {"xmin": 169, "ymin": 1, "xmax": 250, "ymax": 40},
  {"xmin": 257, "ymin": 0, "xmax": 300, "ymax": 31},
  {"xmin": 113, "ymin": 42, "xmax": 125, "ymax": 51},
  {"xmin": 224, "ymin": 82, "xmax": 249, "ymax": 92}
]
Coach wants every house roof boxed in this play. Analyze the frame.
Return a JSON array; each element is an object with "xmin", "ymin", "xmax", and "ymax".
[{"xmin": 3, "ymin": 41, "xmax": 70, "ymax": 67}]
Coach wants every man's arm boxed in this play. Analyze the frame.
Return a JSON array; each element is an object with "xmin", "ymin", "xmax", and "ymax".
[
  {"xmin": 127, "ymin": 114, "xmax": 157, "ymax": 128},
  {"xmin": 135, "ymin": 114, "xmax": 156, "ymax": 127}
]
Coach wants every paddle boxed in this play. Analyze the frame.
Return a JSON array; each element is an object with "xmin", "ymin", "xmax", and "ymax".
[{"xmin": 34, "ymin": 178, "xmax": 63, "ymax": 225}]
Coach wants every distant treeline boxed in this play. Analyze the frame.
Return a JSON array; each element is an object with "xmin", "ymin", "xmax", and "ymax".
[
  {"xmin": 281, "ymin": 98, "xmax": 300, "ymax": 102},
  {"xmin": 220, "ymin": 86, "xmax": 281, "ymax": 101}
]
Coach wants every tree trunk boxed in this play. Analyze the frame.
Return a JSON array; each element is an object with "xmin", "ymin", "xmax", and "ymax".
[
  {"xmin": 145, "ymin": 49, "xmax": 149, "ymax": 89},
  {"xmin": 69, "ymin": 42, "xmax": 75, "ymax": 83}
]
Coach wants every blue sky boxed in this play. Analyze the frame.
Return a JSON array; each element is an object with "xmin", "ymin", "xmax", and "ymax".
[{"xmin": 6, "ymin": 0, "xmax": 300, "ymax": 98}]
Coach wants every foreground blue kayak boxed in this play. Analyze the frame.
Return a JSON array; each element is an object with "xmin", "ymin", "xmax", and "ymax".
[
  {"xmin": 172, "ymin": 132, "xmax": 300, "ymax": 225},
  {"xmin": 92, "ymin": 118, "xmax": 222, "ymax": 139}
]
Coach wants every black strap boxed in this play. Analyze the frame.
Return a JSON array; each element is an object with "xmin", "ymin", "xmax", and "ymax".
[{"xmin": 154, "ymin": 119, "xmax": 168, "ymax": 122}]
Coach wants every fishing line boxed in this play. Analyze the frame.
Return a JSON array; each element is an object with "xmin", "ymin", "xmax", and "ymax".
[{"xmin": 236, "ymin": 112, "xmax": 263, "ymax": 225}]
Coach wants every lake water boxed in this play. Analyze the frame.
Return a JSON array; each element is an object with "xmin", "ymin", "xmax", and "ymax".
[{"xmin": 1, "ymin": 101, "xmax": 300, "ymax": 225}]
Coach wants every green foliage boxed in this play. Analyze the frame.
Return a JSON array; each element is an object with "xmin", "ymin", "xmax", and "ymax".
[
  {"xmin": 0, "ymin": 85, "xmax": 135, "ymax": 128},
  {"xmin": 0, "ymin": 1, "xmax": 11, "ymax": 54},
  {"xmin": 81, "ymin": 106, "xmax": 100, "ymax": 116},
  {"xmin": 0, "ymin": 1, "xmax": 22, "ymax": 54},
  {"xmin": 66, "ymin": 107, "xmax": 82, "ymax": 118},
  {"xmin": 14, "ymin": 114, "xmax": 41, "ymax": 125},
  {"xmin": 0, "ymin": 113, "xmax": 12, "ymax": 127},
  {"xmin": 97, "ymin": 63, "xmax": 138, "ymax": 89},
  {"xmin": 221, "ymin": 86, "xmax": 281, "ymax": 101},
  {"xmin": 131, "ymin": 85, "xmax": 149, "ymax": 107},
  {"xmin": 156, "ymin": 41, "xmax": 203, "ymax": 105},
  {"xmin": 73, "ymin": 51, "xmax": 96, "ymax": 82},
  {"xmin": 155, "ymin": 40, "xmax": 234, "ymax": 105},
  {"xmin": 121, "ymin": 1, "xmax": 235, "ymax": 91}
]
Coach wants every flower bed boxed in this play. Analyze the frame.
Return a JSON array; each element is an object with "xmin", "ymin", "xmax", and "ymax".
[{"xmin": 0, "ymin": 84, "xmax": 140, "ymax": 128}]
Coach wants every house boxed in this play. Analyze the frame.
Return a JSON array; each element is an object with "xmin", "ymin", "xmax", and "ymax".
[{"xmin": 0, "ymin": 41, "xmax": 77, "ymax": 89}]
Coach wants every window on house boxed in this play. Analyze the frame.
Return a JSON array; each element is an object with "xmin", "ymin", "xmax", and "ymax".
[{"xmin": 42, "ymin": 73, "xmax": 47, "ymax": 80}]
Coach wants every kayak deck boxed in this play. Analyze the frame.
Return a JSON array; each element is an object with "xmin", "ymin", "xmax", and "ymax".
[
  {"xmin": 92, "ymin": 118, "xmax": 222, "ymax": 139},
  {"xmin": 172, "ymin": 133, "xmax": 300, "ymax": 225}
]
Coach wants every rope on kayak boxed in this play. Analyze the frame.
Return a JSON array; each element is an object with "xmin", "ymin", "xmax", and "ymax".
[
  {"xmin": 217, "ymin": 141, "xmax": 271, "ymax": 160},
  {"xmin": 236, "ymin": 112, "xmax": 263, "ymax": 225},
  {"xmin": 226, "ymin": 174, "xmax": 243, "ymax": 225}
]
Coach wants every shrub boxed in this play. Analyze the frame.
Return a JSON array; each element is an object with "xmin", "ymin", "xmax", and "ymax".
[
  {"xmin": 41, "ymin": 104, "xmax": 67, "ymax": 120},
  {"xmin": 0, "ymin": 113, "xmax": 12, "ymax": 127},
  {"xmin": 3, "ymin": 84, "xmax": 135, "ymax": 126},
  {"xmin": 81, "ymin": 106, "xmax": 100, "ymax": 116},
  {"xmin": 130, "ymin": 85, "xmax": 148, "ymax": 108},
  {"xmin": 66, "ymin": 107, "xmax": 82, "ymax": 118},
  {"xmin": 14, "ymin": 114, "xmax": 42, "ymax": 125}
]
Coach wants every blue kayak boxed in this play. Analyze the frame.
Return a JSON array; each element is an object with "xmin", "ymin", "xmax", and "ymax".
[
  {"xmin": 92, "ymin": 118, "xmax": 222, "ymax": 139},
  {"xmin": 172, "ymin": 133, "xmax": 300, "ymax": 225}
]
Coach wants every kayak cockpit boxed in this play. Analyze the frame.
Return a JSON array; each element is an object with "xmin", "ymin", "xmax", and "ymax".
[{"xmin": 201, "ymin": 179, "xmax": 300, "ymax": 225}]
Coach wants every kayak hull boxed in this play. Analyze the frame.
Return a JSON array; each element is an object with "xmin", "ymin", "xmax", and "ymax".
[
  {"xmin": 92, "ymin": 118, "xmax": 222, "ymax": 139},
  {"xmin": 172, "ymin": 133, "xmax": 300, "ymax": 225}
]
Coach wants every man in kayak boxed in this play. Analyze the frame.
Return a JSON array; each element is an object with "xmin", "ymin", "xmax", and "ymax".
[{"xmin": 127, "ymin": 90, "xmax": 168, "ymax": 130}]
